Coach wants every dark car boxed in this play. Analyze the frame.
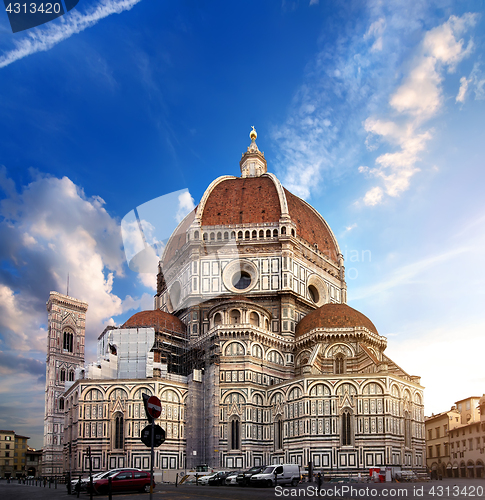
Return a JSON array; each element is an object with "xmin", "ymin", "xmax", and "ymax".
[
  {"xmin": 208, "ymin": 471, "xmax": 231, "ymax": 486},
  {"xmin": 236, "ymin": 466, "xmax": 266, "ymax": 486},
  {"xmin": 89, "ymin": 470, "xmax": 154, "ymax": 494}
]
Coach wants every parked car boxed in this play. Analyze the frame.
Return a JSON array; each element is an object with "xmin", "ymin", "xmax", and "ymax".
[
  {"xmin": 236, "ymin": 466, "xmax": 266, "ymax": 486},
  {"xmin": 250, "ymin": 464, "xmax": 300, "ymax": 487},
  {"xmin": 70, "ymin": 468, "xmax": 144, "ymax": 493},
  {"xmin": 225, "ymin": 471, "xmax": 241, "ymax": 485},
  {"xmin": 198, "ymin": 472, "xmax": 218, "ymax": 485},
  {"xmin": 208, "ymin": 471, "xmax": 231, "ymax": 486},
  {"xmin": 88, "ymin": 470, "xmax": 154, "ymax": 494}
]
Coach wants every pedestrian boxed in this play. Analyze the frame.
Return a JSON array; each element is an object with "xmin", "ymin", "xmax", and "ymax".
[{"xmin": 317, "ymin": 472, "xmax": 322, "ymax": 496}]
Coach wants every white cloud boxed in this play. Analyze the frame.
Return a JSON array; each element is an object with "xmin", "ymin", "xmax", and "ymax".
[
  {"xmin": 176, "ymin": 191, "xmax": 196, "ymax": 223},
  {"xmin": 362, "ymin": 186, "xmax": 383, "ymax": 206},
  {"xmin": 0, "ymin": 0, "xmax": 144, "ymax": 69},
  {"xmin": 360, "ymin": 13, "xmax": 477, "ymax": 205},
  {"xmin": 456, "ymin": 75, "xmax": 469, "ymax": 103},
  {"xmin": 0, "ymin": 170, "xmax": 127, "ymax": 350}
]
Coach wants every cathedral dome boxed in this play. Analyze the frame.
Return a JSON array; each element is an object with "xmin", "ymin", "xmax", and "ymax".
[
  {"xmin": 162, "ymin": 174, "xmax": 340, "ymax": 265},
  {"xmin": 122, "ymin": 309, "xmax": 186, "ymax": 334},
  {"xmin": 296, "ymin": 303, "xmax": 377, "ymax": 338}
]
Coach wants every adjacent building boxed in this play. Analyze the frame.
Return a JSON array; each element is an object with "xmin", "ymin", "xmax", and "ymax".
[
  {"xmin": 0, "ymin": 430, "xmax": 30, "ymax": 478},
  {"xmin": 426, "ymin": 395, "xmax": 485, "ymax": 478},
  {"xmin": 50, "ymin": 130, "xmax": 425, "ymax": 477}
]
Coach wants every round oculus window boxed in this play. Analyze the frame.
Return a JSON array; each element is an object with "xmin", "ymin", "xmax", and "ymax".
[
  {"xmin": 232, "ymin": 271, "xmax": 252, "ymax": 290},
  {"xmin": 308, "ymin": 285, "xmax": 320, "ymax": 304},
  {"xmin": 222, "ymin": 259, "xmax": 258, "ymax": 293}
]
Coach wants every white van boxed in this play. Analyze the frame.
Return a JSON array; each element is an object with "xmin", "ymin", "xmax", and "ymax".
[{"xmin": 250, "ymin": 464, "xmax": 300, "ymax": 487}]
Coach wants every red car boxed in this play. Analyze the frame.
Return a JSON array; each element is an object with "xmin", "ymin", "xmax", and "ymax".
[{"xmin": 90, "ymin": 470, "xmax": 154, "ymax": 494}]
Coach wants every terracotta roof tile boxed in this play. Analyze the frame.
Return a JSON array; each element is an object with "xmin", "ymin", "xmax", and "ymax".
[
  {"xmin": 122, "ymin": 310, "xmax": 186, "ymax": 334},
  {"xmin": 201, "ymin": 177, "xmax": 281, "ymax": 225},
  {"xmin": 296, "ymin": 303, "xmax": 377, "ymax": 337}
]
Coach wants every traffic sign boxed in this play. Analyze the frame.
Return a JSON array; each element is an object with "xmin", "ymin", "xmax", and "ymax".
[
  {"xmin": 147, "ymin": 396, "xmax": 162, "ymax": 419},
  {"xmin": 141, "ymin": 424, "xmax": 166, "ymax": 448}
]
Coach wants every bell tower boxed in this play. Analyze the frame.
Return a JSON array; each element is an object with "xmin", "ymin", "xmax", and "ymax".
[{"xmin": 42, "ymin": 291, "xmax": 88, "ymax": 477}]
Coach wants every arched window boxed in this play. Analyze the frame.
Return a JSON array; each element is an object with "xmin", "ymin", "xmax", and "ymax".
[
  {"xmin": 114, "ymin": 413, "xmax": 124, "ymax": 449},
  {"xmin": 259, "ymin": 230, "xmax": 264, "ymax": 238},
  {"xmin": 214, "ymin": 312, "xmax": 222, "ymax": 326},
  {"xmin": 230, "ymin": 418, "xmax": 240, "ymax": 450},
  {"xmin": 237, "ymin": 231, "xmax": 243, "ymax": 239},
  {"xmin": 252, "ymin": 344, "xmax": 263, "ymax": 358},
  {"xmin": 404, "ymin": 411, "xmax": 411, "ymax": 448},
  {"xmin": 335, "ymin": 354, "xmax": 345, "ymax": 374},
  {"xmin": 267, "ymin": 350, "xmax": 284, "ymax": 365},
  {"xmin": 245, "ymin": 231, "xmax": 250, "ymax": 239},
  {"xmin": 225, "ymin": 342, "xmax": 244, "ymax": 356},
  {"xmin": 59, "ymin": 399, "xmax": 64, "ymax": 410},
  {"xmin": 342, "ymin": 411, "xmax": 352, "ymax": 446},
  {"xmin": 291, "ymin": 228, "xmax": 295, "ymax": 237},
  {"xmin": 281, "ymin": 226, "xmax": 286, "ymax": 235},
  {"xmin": 60, "ymin": 369, "xmax": 66, "ymax": 382},
  {"xmin": 266, "ymin": 229, "xmax": 271, "ymax": 237},
  {"xmin": 68, "ymin": 371, "xmax": 74, "ymax": 381},
  {"xmin": 252, "ymin": 230, "xmax": 257, "ymax": 239},
  {"xmin": 203, "ymin": 233, "xmax": 208, "ymax": 241},
  {"xmin": 273, "ymin": 229, "xmax": 278, "ymax": 237},
  {"xmin": 63, "ymin": 331, "xmax": 73, "ymax": 352},
  {"xmin": 231, "ymin": 231, "xmax": 236, "ymax": 239},
  {"xmin": 230, "ymin": 310, "xmax": 241, "ymax": 324},
  {"xmin": 217, "ymin": 232, "xmax": 222, "ymax": 241},
  {"xmin": 249, "ymin": 312, "xmax": 259, "ymax": 327},
  {"xmin": 275, "ymin": 417, "xmax": 283, "ymax": 450},
  {"xmin": 210, "ymin": 232, "xmax": 215, "ymax": 241},
  {"xmin": 224, "ymin": 232, "xmax": 229, "ymax": 240},
  {"xmin": 194, "ymin": 231, "xmax": 199, "ymax": 240}
]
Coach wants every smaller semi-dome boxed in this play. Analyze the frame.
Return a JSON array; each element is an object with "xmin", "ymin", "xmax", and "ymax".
[
  {"xmin": 296, "ymin": 303, "xmax": 377, "ymax": 338},
  {"xmin": 122, "ymin": 309, "xmax": 186, "ymax": 334}
]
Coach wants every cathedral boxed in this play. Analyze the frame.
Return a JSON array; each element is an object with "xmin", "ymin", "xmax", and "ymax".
[{"xmin": 43, "ymin": 129, "xmax": 425, "ymax": 477}]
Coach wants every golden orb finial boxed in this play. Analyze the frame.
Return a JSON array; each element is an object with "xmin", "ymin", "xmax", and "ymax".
[{"xmin": 250, "ymin": 126, "xmax": 257, "ymax": 141}]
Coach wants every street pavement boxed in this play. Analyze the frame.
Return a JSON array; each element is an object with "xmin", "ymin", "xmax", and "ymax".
[{"xmin": 1, "ymin": 477, "xmax": 484, "ymax": 500}]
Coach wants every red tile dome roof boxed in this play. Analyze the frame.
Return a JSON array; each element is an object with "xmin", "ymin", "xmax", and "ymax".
[
  {"xmin": 296, "ymin": 303, "xmax": 378, "ymax": 338},
  {"xmin": 122, "ymin": 309, "xmax": 186, "ymax": 334},
  {"xmin": 156, "ymin": 174, "xmax": 339, "ymax": 265}
]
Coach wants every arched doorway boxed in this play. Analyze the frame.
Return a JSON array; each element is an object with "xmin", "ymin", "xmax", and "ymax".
[
  {"xmin": 467, "ymin": 461, "xmax": 475, "ymax": 478},
  {"xmin": 460, "ymin": 462, "xmax": 467, "ymax": 478},
  {"xmin": 446, "ymin": 464, "xmax": 453, "ymax": 478},
  {"xmin": 453, "ymin": 464, "xmax": 459, "ymax": 478},
  {"xmin": 476, "ymin": 461, "xmax": 484, "ymax": 478}
]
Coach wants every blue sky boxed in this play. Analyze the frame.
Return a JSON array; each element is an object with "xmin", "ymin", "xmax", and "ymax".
[{"xmin": 0, "ymin": 0, "xmax": 484, "ymax": 449}]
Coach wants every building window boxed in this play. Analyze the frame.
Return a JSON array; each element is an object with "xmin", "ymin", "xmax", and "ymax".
[
  {"xmin": 68, "ymin": 371, "xmax": 74, "ymax": 381},
  {"xmin": 63, "ymin": 331, "xmax": 73, "ymax": 352},
  {"xmin": 60, "ymin": 369, "xmax": 66, "ymax": 382},
  {"xmin": 230, "ymin": 418, "xmax": 240, "ymax": 450},
  {"xmin": 114, "ymin": 414, "xmax": 124, "ymax": 450},
  {"xmin": 335, "ymin": 355, "xmax": 345, "ymax": 374},
  {"xmin": 404, "ymin": 412, "xmax": 411, "ymax": 448},
  {"xmin": 274, "ymin": 417, "xmax": 283, "ymax": 450},
  {"xmin": 341, "ymin": 411, "xmax": 352, "ymax": 446},
  {"xmin": 59, "ymin": 399, "xmax": 64, "ymax": 410}
]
